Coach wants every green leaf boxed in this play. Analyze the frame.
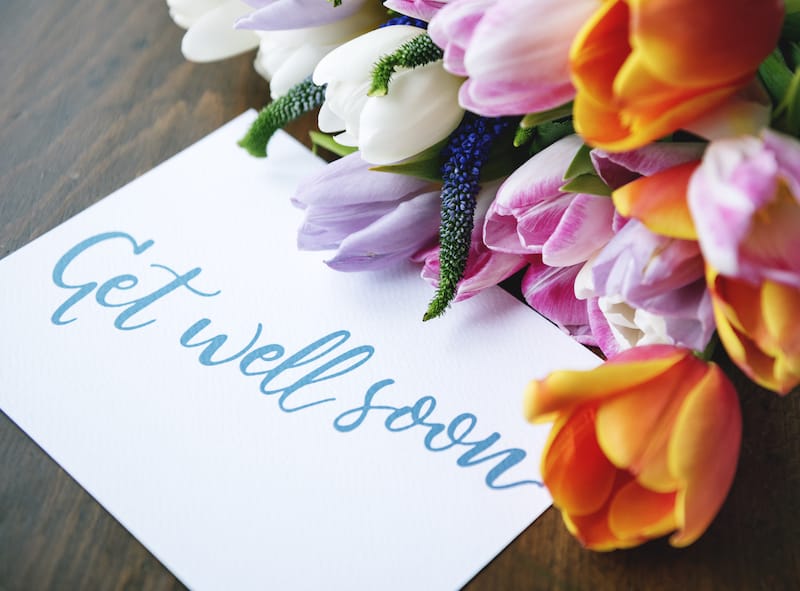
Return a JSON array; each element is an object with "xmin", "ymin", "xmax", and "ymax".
[
  {"xmin": 529, "ymin": 119, "xmax": 575, "ymax": 155},
  {"xmin": 513, "ymin": 126, "xmax": 535, "ymax": 147},
  {"xmin": 564, "ymin": 143, "xmax": 594, "ymax": 180},
  {"xmin": 773, "ymin": 66, "xmax": 800, "ymax": 135},
  {"xmin": 559, "ymin": 173, "xmax": 612, "ymax": 197},
  {"xmin": 785, "ymin": 13, "xmax": 800, "ymax": 43},
  {"xmin": 758, "ymin": 49, "xmax": 793, "ymax": 104},
  {"xmin": 308, "ymin": 131, "xmax": 358, "ymax": 157},
  {"xmin": 520, "ymin": 102, "xmax": 574, "ymax": 128},
  {"xmin": 369, "ymin": 140, "xmax": 447, "ymax": 182}
]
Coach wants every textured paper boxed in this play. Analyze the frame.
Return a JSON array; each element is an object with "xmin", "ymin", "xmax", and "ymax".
[{"xmin": 0, "ymin": 112, "xmax": 600, "ymax": 590}]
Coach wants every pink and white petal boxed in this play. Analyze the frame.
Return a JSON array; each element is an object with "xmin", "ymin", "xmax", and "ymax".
[
  {"xmin": 542, "ymin": 193, "xmax": 615, "ymax": 266},
  {"xmin": 522, "ymin": 259, "xmax": 589, "ymax": 331}
]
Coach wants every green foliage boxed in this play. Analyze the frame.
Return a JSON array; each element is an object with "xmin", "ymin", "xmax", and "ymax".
[
  {"xmin": 369, "ymin": 33, "xmax": 444, "ymax": 96},
  {"xmin": 309, "ymin": 131, "xmax": 358, "ymax": 157}
]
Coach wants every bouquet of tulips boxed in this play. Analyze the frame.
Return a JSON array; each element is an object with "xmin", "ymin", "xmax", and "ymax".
[{"xmin": 167, "ymin": 0, "xmax": 800, "ymax": 550}]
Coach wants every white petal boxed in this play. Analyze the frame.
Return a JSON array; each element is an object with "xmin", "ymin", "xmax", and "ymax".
[
  {"xmin": 313, "ymin": 25, "xmax": 424, "ymax": 85},
  {"xmin": 181, "ymin": 0, "xmax": 259, "ymax": 62},
  {"xmin": 359, "ymin": 63, "xmax": 464, "ymax": 164}
]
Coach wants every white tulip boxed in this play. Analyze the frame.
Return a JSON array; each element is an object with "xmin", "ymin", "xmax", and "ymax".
[
  {"xmin": 166, "ymin": 0, "xmax": 259, "ymax": 62},
  {"xmin": 313, "ymin": 25, "xmax": 464, "ymax": 165},
  {"xmin": 254, "ymin": 3, "xmax": 384, "ymax": 99}
]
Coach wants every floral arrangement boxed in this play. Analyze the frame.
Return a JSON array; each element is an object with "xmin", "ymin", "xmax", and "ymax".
[{"xmin": 167, "ymin": 0, "xmax": 800, "ymax": 551}]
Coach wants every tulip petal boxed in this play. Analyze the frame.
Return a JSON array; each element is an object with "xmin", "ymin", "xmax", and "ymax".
[
  {"xmin": 236, "ymin": 0, "xmax": 365, "ymax": 30},
  {"xmin": 595, "ymin": 353, "xmax": 706, "ymax": 492},
  {"xmin": 326, "ymin": 191, "xmax": 441, "ymax": 270},
  {"xmin": 591, "ymin": 142, "xmax": 705, "ymax": 190},
  {"xmin": 542, "ymin": 194, "xmax": 615, "ymax": 267},
  {"xmin": 521, "ymin": 260, "xmax": 589, "ymax": 335},
  {"xmin": 612, "ymin": 162, "xmax": 699, "ymax": 240},
  {"xmin": 525, "ymin": 345, "xmax": 687, "ymax": 422},
  {"xmin": 561, "ymin": 472, "xmax": 645, "ymax": 551},
  {"xmin": 668, "ymin": 364, "xmax": 741, "ymax": 547},
  {"xmin": 608, "ymin": 479, "xmax": 677, "ymax": 540},
  {"xmin": 543, "ymin": 408, "xmax": 617, "ymax": 517},
  {"xmin": 631, "ymin": 0, "xmax": 783, "ymax": 87},
  {"xmin": 181, "ymin": 0, "xmax": 260, "ymax": 62},
  {"xmin": 358, "ymin": 63, "xmax": 464, "ymax": 165}
]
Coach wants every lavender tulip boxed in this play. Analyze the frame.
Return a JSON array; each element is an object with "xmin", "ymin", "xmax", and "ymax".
[
  {"xmin": 383, "ymin": 0, "xmax": 450, "ymax": 22},
  {"xmin": 293, "ymin": 152, "xmax": 441, "ymax": 270},
  {"xmin": 236, "ymin": 0, "xmax": 368, "ymax": 30},
  {"xmin": 577, "ymin": 220, "xmax": 715, "ymax": 356}
]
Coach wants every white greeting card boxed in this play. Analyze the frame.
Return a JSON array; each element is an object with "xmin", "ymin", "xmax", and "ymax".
[{"xmin": 0, "ymin": 112, "xmax": 600, "ymax": 590}]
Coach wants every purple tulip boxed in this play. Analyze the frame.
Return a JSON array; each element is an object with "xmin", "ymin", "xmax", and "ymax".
[
  {"xmin": 237, "ymin": 0, "xmax": 368, "ymax": 30},
  {"xmin": 293, "ymin": 152, "xmax": 441, "ymax": 270},
  {"xmin": 586, "ymin": 220, "xmax": 715, "ymax": 355},
  {"xmin": 428, "ymin": 0, "xmax": 595, "ymax": 116},
  {"xmin": 591, "ymin": 142, "xmax": 706, "ymax": 190},
  {"xmin": 383, "ymin": 0, "xmax": 450, "ymax": 22}
]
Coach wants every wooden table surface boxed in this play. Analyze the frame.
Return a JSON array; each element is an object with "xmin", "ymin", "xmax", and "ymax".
[{"xmin": 1, "ymin": 1, "xmax": 799, "ymax": 589}]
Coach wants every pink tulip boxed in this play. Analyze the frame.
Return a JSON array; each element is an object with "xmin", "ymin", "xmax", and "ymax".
[
  {"xmin": 688, "ymin": 130, "xmax": 800, "ymax": 287},
  {"xmin": 522, "ymin": 258, "xmax": 594, "ymax": 345},
  {"xmin": 428, "ymin": 0, "xmax": 596, "ymax": 116},
  {"xmin": 483, "ymin": 135, "xmax": 615, "ymax": 267}
]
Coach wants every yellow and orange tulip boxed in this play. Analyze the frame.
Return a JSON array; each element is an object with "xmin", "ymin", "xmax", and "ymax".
[
  {"xmin": 526, "ymin": 345, "xmax": 741, "ymax": 550},
  {"xmin": 708, "ymin": 269, "xmax": 800, "ymax": 394},
  {"xmin": 570, "ymin": 0, "xmax": 783, "ymax": 151}
]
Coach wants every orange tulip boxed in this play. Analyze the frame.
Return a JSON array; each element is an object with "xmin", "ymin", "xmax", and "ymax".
[
  {"xmin": 707, "ymin": 268, "xmax": 800, "ymax": 394},
  {"xmin": 570, "ymin": 0, "xmax": 783, "ymax": 151},
  {"xmin": 526, "ymin": 345, "xmax": 741, "ymax": 550}
]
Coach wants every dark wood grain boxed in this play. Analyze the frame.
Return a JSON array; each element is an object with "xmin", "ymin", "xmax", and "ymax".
[{"xmin": 1, "ymin": 2, "xmax": 798, "ymax": 590}]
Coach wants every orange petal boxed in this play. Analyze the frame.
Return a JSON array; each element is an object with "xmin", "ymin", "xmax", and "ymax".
[
  {"xmin": 612, "ymin": 161, "xmax": 699, "ymax": 239},
  {"xmin": 630, "ymin": 0, "xmax": 783, "ymax": 87},
  {"xmin": 542, "ymin": 408, "xmax": 617, "ymax": 516},
  {"xmin": 570, "ymin": 0, "xmax": 630, "ymax": 105},
  {"xmin": 761, "ymin": 280, "xmax": 800, "ymax": 360},
  {"xmin": 668, "ymin": 364, "xmax": 741, "ymax": 547},
  {"xmin": 595, "ymin": 354, "xmax": 707, "ymax": 491},
  {"xmin": 709, "ymin": 269, "xmax": 800, "ymax": 394},
  {"xmin": 608, "ymin": 479, "xmax": 678, "ymax": 540},
  {"xmin": 525, "ymin": 348, "xmax": 687, "ymax": 423},
  {"xmin": 562, "ymin": 472, "xmax": 646, "ymax": 550}
]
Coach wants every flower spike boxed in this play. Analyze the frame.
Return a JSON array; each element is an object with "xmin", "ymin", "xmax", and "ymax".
[
  {"xmin": 369, "ymin": 33, "xmax": 443, "ymax": 97},
  {"xmin": 239, "ymin": 77, "xmax": 327, "ymax": 158},
  {"xmin": 424, "ymin": 114, "xmax": 511, "ymax": 321}
]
